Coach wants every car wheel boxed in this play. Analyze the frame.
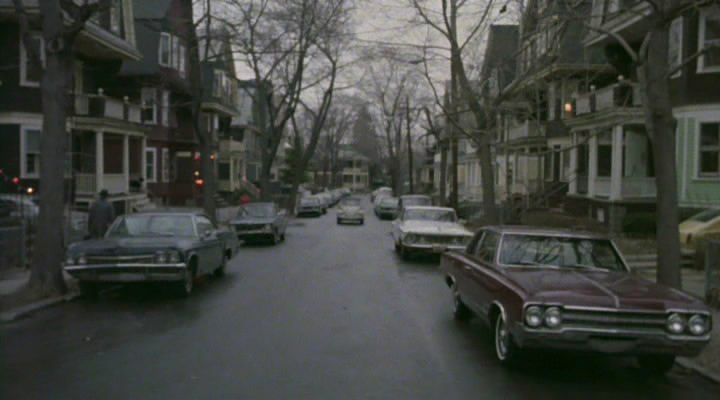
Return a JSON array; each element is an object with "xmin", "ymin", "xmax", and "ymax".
[
  {"xmin": 175, "ymin": 267, "xmax": 194, "ymax": 297},
  {"xmin": 394, "ymin": 240, "xmax": 400, "ymax": 253},
  {"xmin": 213, "ymin": 251, "xmax": 227, "ymax": 278},
  {"xmin": 280, "ymin": 232, "xmax": 286, "ymax": 241},
  {"xmin": 359, "ymin": 219, "xmax": 364, "ymax": 225},
  {"xmin": 337, "ymin": 218, "xmax": 342, "ymax": 225},
  {"xmin": 452, "ymin": 287, "xmax": 472, "ymax": 321},
  {"xmin": 270, "ymin": 230, "xmax": 279, "ymax": 245},
  {"xmin": 400, "ymin": 243, "xmax": 411, "ymax": 260},
  {"xmin": 637, "ymin": 355, "xmax": 676, "ymax": 376},
  {"xmin": 494, "ymin": 312, "xmax": 520, "ymax": 366},
  {"xmin": 79, "ymin": 281, "xmax": 100, "ymax": 298}
]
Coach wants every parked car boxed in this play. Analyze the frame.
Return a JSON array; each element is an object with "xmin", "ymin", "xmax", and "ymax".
[
  {"xmin": 297, "ymin": 197, "xmax": 323, "ymax": 217},
  {"xmin": 337, "ymin": 197, "xmax": 364, "ymax": 225},
  {"xmin": 0, "ymin": 195, "xmax": 39, "ymax": 221},
  {"xmin": 316, "ymin": 194, "xmax": 329, "ymax": 213},
  {"xmin": 679, "ymin": 208, "xmax": 720, "ymax": 247},
  {"xmin": 230, "ymin": 202, "xmax": 287, "ymax": 245},
  {"xmin": 371, "ymin": 187, "xmax": 392, "ymax": 203},
  {"xmin": 391, "ymin": 206, "xmax": 472, "ymax": 260},
  {"xmin": 64, "ymin": 210, "xmax": 233, "ymax": 297},
  {"xmin": 440, "ymin": 226, "xmax": 712, "ymax": 374},
  {"xmin": 374, "ymin": 197, "xmax": 399, "ymax": 220},
  {"xmin": 398, "ymin": 194, "xmax": 432, "ymax": 215}
]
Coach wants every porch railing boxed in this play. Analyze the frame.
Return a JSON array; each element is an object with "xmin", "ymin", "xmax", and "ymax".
[
  {"xmin": 73, "ymin": 93, "xmax": 143, "ymax": 124},
  {"xmin": 507, "ymin": 120, "xmax": 542, "ymax": 141},
  {"xmin": 75, "ymin": 173, "xmax": 128, "ymax": 195},
  {"xmin": 622, "ymin": 176, "xmax": 656, "ymax": 198},
  {"xmin": 573, "ymin": 83, "xmax": 642, "ymax": 116}
]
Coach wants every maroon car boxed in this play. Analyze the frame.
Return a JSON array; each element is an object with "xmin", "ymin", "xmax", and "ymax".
[{"xmin": 440, "ymin": 226, "xmax": 712, "ymax": 375}]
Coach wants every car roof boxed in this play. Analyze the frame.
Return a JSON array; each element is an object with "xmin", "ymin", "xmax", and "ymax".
[
  {"xmin": 133, "ymin": 208, "xmax": 204, "ymax": 216},
  {"xmin": 401, "ymin": 194, "xmax": 430, "ymax": 199},
  {"xmin": 482, "ymin": 225, "xmax": 608, "ymax": 240},
  {"xmin": 404, "ymin": 206, "xmax": 454, "ymax": 212}
]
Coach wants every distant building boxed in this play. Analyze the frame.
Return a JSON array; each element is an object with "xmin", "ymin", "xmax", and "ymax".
[{"xmin": 313, "ymin": 145, "xmax": 369, "ymax": 191}]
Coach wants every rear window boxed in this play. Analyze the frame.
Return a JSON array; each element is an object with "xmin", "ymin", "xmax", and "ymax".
[
  {"xmin": 689, "ymin": 209, "xmax": 720, "ymax": 223},
  {"xmin": 402, "ymin": 196, "xmax": 431, "ymax": 207}
]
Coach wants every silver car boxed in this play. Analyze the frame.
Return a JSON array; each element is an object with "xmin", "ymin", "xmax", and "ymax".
[{"xmin": 337, "ymin": 197, "xmax": 364, "ymax": 225}]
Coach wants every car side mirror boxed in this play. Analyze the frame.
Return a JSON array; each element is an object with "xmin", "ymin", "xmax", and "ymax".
[{"xmin": 459, "ymin": 219, "xmax": 467, "ymax": 225}]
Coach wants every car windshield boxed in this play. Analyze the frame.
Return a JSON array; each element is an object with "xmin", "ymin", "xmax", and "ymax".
[
  {"xmin": 301, "ymin": 198, "xmax": 319, "ymax": 206},
  {"xmin": 689, "ymin": 208, "xmax": 720, "ymax": 223},
  {"xmin": 402, "ymin": 196, "xmax": 431, "ymax": 207},
  {"xmin": 381, "ymin": 198, "xmax": 398, "ymax": 206},
  {"xmin": 107, "ymin": 214, "xmax": 196, "ymax": 237},
  {"xmin": 240, "ymin": 203, "xmax": 275, "ymax": 218},
  {"xmin": 498, "ymin": 234, "xmax": 625, "ymax": 272},
  {"xmin": 341, "ymin": 198, "xmax": 361, "ymax": 207},
  {"xmin": 404, "ymin": 209, "xmax": 456, "ymax": 222}
]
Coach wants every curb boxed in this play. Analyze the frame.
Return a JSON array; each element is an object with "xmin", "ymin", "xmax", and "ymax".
[
  {"xmin": 0, "ymin": 291, "xmax": 81, "ymax": 323},
  {"xmin": 677, "ymin": 357, "xmax": 720, "ymax": 384}
]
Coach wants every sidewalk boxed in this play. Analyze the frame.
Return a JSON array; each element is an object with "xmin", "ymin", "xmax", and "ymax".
[
  {"xmin": 634, "ymin": 266, "xmax": 720, "ymax": 381},
  {"xmin": 0, "ymin": 267, "xmax": 79, "ymax": 322}
]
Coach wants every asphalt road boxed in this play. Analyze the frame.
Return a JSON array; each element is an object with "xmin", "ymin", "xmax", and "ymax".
[{"xmin": 1, "ymin": 199, "xmax": 717, "ymax": 399}]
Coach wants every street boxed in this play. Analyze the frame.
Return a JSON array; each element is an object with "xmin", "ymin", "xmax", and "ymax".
[{"xmin": 1, "ymin": 200, "xmax": 717, "ymax": 400}]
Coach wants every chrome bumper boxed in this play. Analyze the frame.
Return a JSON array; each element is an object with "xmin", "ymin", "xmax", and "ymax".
[
  {"xmin": 64, "ymin": 263, "xmax": 187, "ymax": 282},
  {"xmin": 403, "ymin": 243, "xmax": 466, "ymax": 253},
  {"xmin": 513, "ymin": 323, "xmax": 711, "ymax": 357}
]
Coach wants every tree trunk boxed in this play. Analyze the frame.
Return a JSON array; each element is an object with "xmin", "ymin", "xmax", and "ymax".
[
  {"xmin": 406, "ymin": 97, "xmax": 414, "ymax": 194},
  {"xmin": 28, "ymin": 2, "xmax": 71, "ymax": 296},
  {"xmin": 439, "ymin": 143, "xmax": 448, "ymax": 205},
  {"xmin": 638, "ymin": 25, "xmax": 681, "ymax": 289}
]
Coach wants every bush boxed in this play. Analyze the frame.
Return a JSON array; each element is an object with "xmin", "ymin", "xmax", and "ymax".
[{"xmin": 622, "ymin": 213, "xmax": 657, "ymax": 236}]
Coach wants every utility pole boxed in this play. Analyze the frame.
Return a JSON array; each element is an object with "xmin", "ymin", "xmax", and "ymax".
[{"xmin": 406, "ymin": 96, "xmax": 414, "ymax": 194}]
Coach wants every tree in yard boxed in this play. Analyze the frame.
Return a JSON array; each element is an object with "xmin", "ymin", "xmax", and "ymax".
[
  {"xmin": 317, "ymin": 99, "xmax": 359, "ymax": 188},
  {"xmin": 566, "ymin": 0, "xmax": 720, "ymax": 288},
  {"xmin": 12, "ymin": 0, "xmax": 112, "ymax": 296},
  {"xmin": 350, "ymin": 103, "xmax": 383, "ymax": 185}
]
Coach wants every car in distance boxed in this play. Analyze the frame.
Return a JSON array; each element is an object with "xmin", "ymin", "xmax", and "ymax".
[
  {"xmin": 64, "ymin": 210, "xmax": 231, "ymax": 297},
  {"xmin": 398, "ymin": 194, "xmax": 432, "ymax": 214},
  {"xmin": 679, "ymin": 208, "xmax": 720, "ymax": 247},
  {"xmin": 230, "ymin": 202, "xmax": 287, "ymax": 245},
  {"xmin": 440, "ymin": 226, "xmax": 712, "ymax": 374},
  {"xmin": 375, "ymin": 197, "xmax": 399, "ymax": 220},
  {"xmin": 391, "ymin": 206, "xmax": 472, "ymax": 260},
  {"xmin": 371, "ymin": 187, "xmax": 392, "ymax": 203},
  {"xmin": 337, "ymin": 197, "xmax": 364, "ymax": 225},
  {"xmin": 297, "ymin": 197, "xmax": 323, "ymax": 217}
]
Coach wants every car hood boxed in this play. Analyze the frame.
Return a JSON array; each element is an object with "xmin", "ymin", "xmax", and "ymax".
[
  {"xmin": 679, "ymin": 220, "xmax": 704, "ymax": 234},
  {"xmin": 230, "ymin": 217, "xmax": 275, "ymax": 225},
  {"xmin": 69, "ymin": 236, "xmax": 192, "ymax": 255},
  {"xmin": 504, "ymin": 267, "xmax": 704, "ymax": 311},
  {"xmin": 401, "ymin": 221, "xmax": 471, "ymax": 236},
  {"xmin": 339, "ymin": 206, "xmax": 362, "ymax": 213}
]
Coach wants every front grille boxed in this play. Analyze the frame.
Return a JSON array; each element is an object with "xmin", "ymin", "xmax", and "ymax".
[
  {"xmin": 85, "ymin": 255, "xmax": 155, "ymax": 265},
  {"xmin": 562, "ymin": 307, "xmax": 667, "ymax": 334},
  {"xmin": 235, "ymin": 224, "xmax": 265, "ymax": 231},
  {"xmin": 419, "ymin": 235, "xmax": 464, "ymax": 245}
]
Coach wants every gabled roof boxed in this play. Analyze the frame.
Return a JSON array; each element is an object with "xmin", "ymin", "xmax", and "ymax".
[{"xmin": 133, "ymin": 0, "xmax": 172, "ymax": 19}]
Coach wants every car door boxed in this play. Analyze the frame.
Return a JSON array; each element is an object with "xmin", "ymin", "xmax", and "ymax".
[
  {"xmin": 195, "ymin": 215, "xmax": 223, "ymax": 274},
  {"xmin": 465, "ymin": 230, "xmax": 501, "ymax": 317}
]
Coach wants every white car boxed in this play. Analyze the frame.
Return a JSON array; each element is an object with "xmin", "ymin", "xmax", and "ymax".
[
  {"xmin": 391, "ymin": 206, "xmax": 472, "ymax": 260},
  {"xmin": 336, "ymin": 197, "xmax": 364, "ymax": 225}
]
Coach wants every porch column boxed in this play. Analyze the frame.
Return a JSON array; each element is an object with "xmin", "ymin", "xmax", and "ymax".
[
  {"xmin": 569, "ymin": 133, "xmax": 578, "ymax": 194},
  {"xmin": 141, "ymin": 137, "xmax": 147, "ymax": 188},
  {"xmin": 610, "ymin": 125, "xmax": 624, "ymax": 200},
  {"xmin": 588, "ymin": 133, "xmax": 598, "ymax": 197},
  {"xmin": 123, "ymin": 134, "xmax": 130, "ymax": 193},
  {"xmin": 95, "ymin": 131, "xmax": 104, "ymax": 192}
]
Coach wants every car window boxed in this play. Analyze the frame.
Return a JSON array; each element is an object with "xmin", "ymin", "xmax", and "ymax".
[
  {"xmin": 498, "ymin": 234, "xmax": 625, "ymax": 271},
  {"xmin": 196, "ymin": 215, "xmax": 215, "ymax": 236},
  {"xmin": 689, "ymin": 208, "xmax": 720, "ymax": 223},
  {"xmin": 466, "ymin": 230, "xmax": 485, "ymax": 255},
  {"xmin": 107, "ymin": 214, "xmax": 195, "ymax": 237},
  {"xmin": 475, "ymin": 231, "xmax": 499, "ymax": 263}
]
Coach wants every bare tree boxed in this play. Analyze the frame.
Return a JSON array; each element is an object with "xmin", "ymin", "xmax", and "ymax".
[
  {"xmin": 12, "ymin": 0, "xmax": 111, "ymax": 296},
  {"xmin": 318, "ymin": 100, "xmax": 358, "ymax": 188}
]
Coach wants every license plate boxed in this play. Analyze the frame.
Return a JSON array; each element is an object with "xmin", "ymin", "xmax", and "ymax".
[{"xmin": 432, "ymin": 245, "xmax": 447, "ymax": 253}]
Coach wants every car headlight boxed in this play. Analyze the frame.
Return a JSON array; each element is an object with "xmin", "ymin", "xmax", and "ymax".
[
  {"xmin": 688, "ymin": 315, "xmax": 708, "ymax": 336},
  {"xmin": 167, "ymin": 250, "xmax": 181, "ymax": 263},
  {"xmin": 77, "ymin": 254, "xmax": 87, "ymax": 265},
  {"xmin": 65, "ymin": 255, "xmax": 75, "ymax": 265},
  {"xmin": 525, "ymin": 305, "xmax": 543, "ymax": 328},
  {"xmin": 404, "ymin": 234, "xmax": 417, "ymax": 244},
  {"xmin": 155, "ymin": 251, "xmax": 168, "ymax": 264},
  {"xmin": 667, "ymin": 313, "xmax": 685, "ymax": 334},
  {"xmin": 265, "ymin": 224, "xmax": 273, "ymax": 231},
  {"xmin": 544, "ymin": 307, "xmax": 562, "ymax": 328}
]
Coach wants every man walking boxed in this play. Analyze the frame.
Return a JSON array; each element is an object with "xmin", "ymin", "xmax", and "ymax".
[{"xmin": 88, "ymin": 190, "xmax": 115, "ymax": 238}]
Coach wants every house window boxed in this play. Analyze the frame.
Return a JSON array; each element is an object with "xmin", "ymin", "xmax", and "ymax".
[
  {"xmin": 141, "ymin": 88, "xmax": 157, "ymax": 124},
  {"xmin": 145, "ymin": 147, "xmax": 157, "ymax": 182},
  {"xmin": 213, "ymin": 70, "xmax": 225, "ymax": 97},
  {"xmin": 161, "ymin": 90, "xmax": 170, "ymax": 126},
  {"xmin": 699, "ymin": 10, "xmax": 720, "ymax": 72},
  {"xmin": 22, "ymin": 127, "xmax": 41, "ymax": 177},
  {"xmin": 19, "ymin": 33, "xmax": 45, "ymax": 87},
  {"xmin": 669, "ymin": 17, "xmax": 683, "ymax": 77},
  {"xmin": 178, "ymin": 43, "xmax": 186, "ymax": 77},
  {"xmin": 161, "ymin": 148, "xmax": 170, "ymax": 182},
  {"xmin": 159, "ymin": 33, "xmax": 171, "ymax": 67},
  {"xmin": 699, "ymin": 122, "xmax": 720, "ymax": 177},
  {"xmin": 172, "ymin": 35, "xmax": 180, "ymax": 70},
  {"xmin": 109, "ymin": 0, "xmax": 122, "ymax": 35}
]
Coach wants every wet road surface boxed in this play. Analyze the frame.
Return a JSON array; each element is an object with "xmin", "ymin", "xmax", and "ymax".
[{"xmin": 1, "ymin": 200, "xmax": 717, "ymax": 399}]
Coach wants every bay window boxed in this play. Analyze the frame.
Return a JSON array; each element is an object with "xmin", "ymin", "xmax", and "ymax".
[
  {"xmin": 159, "ymin": 33, "xmax": 171, "ymax": 66},
  {"xmin": 699, "ymin": 10, "xmax": 720, "ymax": 72}
]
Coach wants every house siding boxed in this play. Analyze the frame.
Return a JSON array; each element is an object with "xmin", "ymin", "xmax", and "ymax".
[
  {"xmin": 0, "ymin": 124, "xmax": 21, "ymax": 180},
  {"xmin": 675, "ymin": 106, "xmax": 720, "ymax": 208},
  {"xmin": 0, "ymin": 24, "xmax": 42, "ymax": 114}
]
